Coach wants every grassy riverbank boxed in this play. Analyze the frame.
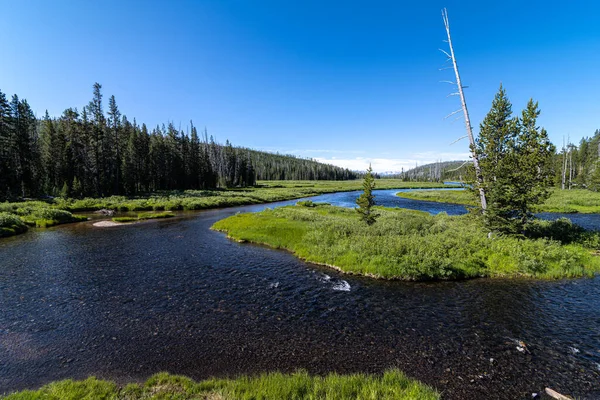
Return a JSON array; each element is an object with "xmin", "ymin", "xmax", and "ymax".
[
  {"xmin": 213, "ymin": 203, "xmax": 600, "ymax": 280},
  {"xmin": 1, "ymin": 369, "xmax": 439, "ymax": 400},
  {"xmin": 0, "ymin": 180, "xmax": 453, "ymax": 238},
  {"xmin": 396, "ymin": 188, "xmax": 600, "ymax": 214}
]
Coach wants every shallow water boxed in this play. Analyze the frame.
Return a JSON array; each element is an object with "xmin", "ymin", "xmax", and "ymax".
[{"xmin": 0, "ymin": 190, "xmax": 599, "ymax": 399}]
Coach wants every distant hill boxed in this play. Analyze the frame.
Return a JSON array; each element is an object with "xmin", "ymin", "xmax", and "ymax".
[
  {"xmin": 240, "ymin": 148, "xmax": 359, "ymax": 181},
  {"xmin": 382, "ymin": 160, "xmax": 469, "ymax": 182}
]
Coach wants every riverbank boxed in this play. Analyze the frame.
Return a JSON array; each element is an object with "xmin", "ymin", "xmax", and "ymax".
[
  {"xmin": 1, "ymin": 369, "xmax": 439, "ymax": 400},
  {"xmin": 396, "ymin": 188, "xmax": 600, "ymax": 214},
  {"xmin": 0, "ymin": 180, "xmax": 453, "ymax": 238},
  {"xmin": 212, "ymin": 203, "xmax": 600, "ymax": 280}
]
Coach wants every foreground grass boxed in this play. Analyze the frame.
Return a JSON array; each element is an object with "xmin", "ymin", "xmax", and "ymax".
[
  {"xmin": 1, "ymin": 369, "xmax": 440, "ymax": 400},
  {"xmin": 397, "ymin": 188, "xmax": 600, "ymax": 214},
  {"xmin": 213, "ymin": 203, "xmax": 600, "ymax": 280},
  {"xmin": 0, "ymin": 180, "xmax": 455, "ymax": 238}
]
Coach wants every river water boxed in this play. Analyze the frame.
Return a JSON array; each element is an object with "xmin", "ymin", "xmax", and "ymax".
[{"xmin": 0, "ymin": 189, "xmax": 599, "ymax": 399}]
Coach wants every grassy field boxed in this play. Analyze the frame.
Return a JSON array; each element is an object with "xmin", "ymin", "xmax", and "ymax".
[
  {"xmin": 213, "ymin": 203, "xmax": 600, "ymax": 280},
  {"xmin": 396, "ymin": 188, "xmax": 600, "ymax": 214},
  {"xmin": 1, "ymin": 369, "xmax": 439, "ymax": 400},
  {"xmin": 0, "ymin": 180, "xmax": 454, "ymax": 238}
]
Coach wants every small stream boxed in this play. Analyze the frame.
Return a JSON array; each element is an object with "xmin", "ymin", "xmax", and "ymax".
[{"xmin": 0, "ymin": 189, "xmax": 599, "ymax": 399}]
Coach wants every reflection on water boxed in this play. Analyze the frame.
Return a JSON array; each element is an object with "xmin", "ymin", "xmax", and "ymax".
[{"xmin": 0, "ymin": 189, "xmax": 599, "ymax": 399}]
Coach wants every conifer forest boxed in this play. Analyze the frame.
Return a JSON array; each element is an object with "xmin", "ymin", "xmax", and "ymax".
[{"xmin": 0, "ymin": 83, "xmax": 357, "ymax": 201}]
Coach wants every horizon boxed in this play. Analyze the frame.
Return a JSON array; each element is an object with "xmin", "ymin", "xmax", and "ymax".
[{"xmin": 1, "ymin": 1, "xmax": 598, "ymax": 173}]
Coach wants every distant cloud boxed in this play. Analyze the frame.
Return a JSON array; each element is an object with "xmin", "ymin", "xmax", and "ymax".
[{"xmin": 315, "ymin": 152, "xmax": 470, "ymax": 173}]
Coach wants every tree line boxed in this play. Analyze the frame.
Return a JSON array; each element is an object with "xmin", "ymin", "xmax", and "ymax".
[
  {"xmin": 555, "ymin": 130, "xmax": 600, "ymax": 191},
  {"xmin": 0, "ymin": 83, "xmax": 356, "ymax": 200},
  {"xmin": 243, "ymin": 149, "xmax": 358, "ymax": 181}
]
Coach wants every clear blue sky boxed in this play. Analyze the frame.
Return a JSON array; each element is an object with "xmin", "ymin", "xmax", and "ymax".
[{"xmin": 1, "ymin": 0, "xmax": 599, "ymax": 172}]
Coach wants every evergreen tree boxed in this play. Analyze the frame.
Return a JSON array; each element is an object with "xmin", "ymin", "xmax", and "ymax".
[
  {"xmin": 107, "ymin": 95, "xmax": 121, "ymax": 194},
  {"xmin": 356, "ymin": 164, "xmax": 378, "ymax": 225},
  {"xmin": 475, "ymin": 86, "xmax": 554, "ymax": 233}
]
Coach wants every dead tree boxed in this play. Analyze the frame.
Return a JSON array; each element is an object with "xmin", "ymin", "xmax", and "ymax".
[{"xmin": 441, "ymin": 8, "xmax": 487, "ymax": 210}]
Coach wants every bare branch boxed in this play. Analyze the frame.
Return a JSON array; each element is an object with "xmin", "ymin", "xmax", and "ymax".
[
  {"xmin": 446, "ymin": 92, "xmax": 460, "ymax": 97},
  {"xmin": 438, "ymin": 66, "xmax": 453, "ymax": 71},
  {"xmin": 446, "ymin": 160, "xmax": 471, "ymax": 172},
  {"xmin": 444, "ymin": 109, "xmax": 462, "ymax": 119},
  {"xmin": 438, "ymin": 48, "xmax": 452, "ymax": 59},
  {"xmin": 439, "ymin": 80, "xmax": 455, "ymax": 85},
  {"xmin": 449, "ymin": 135, "xmax": 468, "ymax": 145}
]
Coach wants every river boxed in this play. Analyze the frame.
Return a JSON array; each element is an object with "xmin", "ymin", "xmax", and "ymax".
[{"xmin": 0, "ymin": 189, "xmax": 599, "ymax": 399}]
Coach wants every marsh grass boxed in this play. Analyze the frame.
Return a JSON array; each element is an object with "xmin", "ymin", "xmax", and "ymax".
[
  {"xmin": 0, "ymin": 180, "xmax": 456, "ymax": 239},
  {"xmin": 213, "ymin": 205, "xmax": 600, "ymax": 280},
  {"xmin": 1, "ymin": 369, "xmax": 439, "ymax": 400},
  {"xmin": 138, "ymin": 212, "xmax": 175, "ymax": 220},
  {"xmin": 398, "ymin": 188, "xmax": 600, "ymax": 214}
]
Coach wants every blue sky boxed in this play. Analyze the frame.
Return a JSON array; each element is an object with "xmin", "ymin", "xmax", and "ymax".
[{"xmin": 1, "ymin": 0, "xmax": 599, "ymax": 172}]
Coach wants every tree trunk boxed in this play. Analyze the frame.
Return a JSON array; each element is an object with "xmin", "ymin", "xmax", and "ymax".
[{"xmin": 442, "ymin": 9, "xmax": 487, "ymax": 210}]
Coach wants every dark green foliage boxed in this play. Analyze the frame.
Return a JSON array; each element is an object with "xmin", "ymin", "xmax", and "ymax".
[
  {"xmin": 356, "ymin": 165, "xmax": 379, "ymax": 225},
  {"xmin": 474, "ymin": 85, "xmax": 555, "ymax": 233},
  {"xmin": 524, "ymin": 218, "xmax": 588, "ymax": 244}
]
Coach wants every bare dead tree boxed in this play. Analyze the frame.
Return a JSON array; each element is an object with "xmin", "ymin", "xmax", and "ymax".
[
  {"xmin": 561, "ymin": 137, "xmax": 567, "ymax": 190},
  {"xmin": 441, "ymin": 8, "xmax": 487, "ymax": 210}
]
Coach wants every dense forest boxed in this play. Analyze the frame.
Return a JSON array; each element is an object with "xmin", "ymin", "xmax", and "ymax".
[{"xmin": 0, "ymin": 84, "xmax": 357, "ymax": 201}]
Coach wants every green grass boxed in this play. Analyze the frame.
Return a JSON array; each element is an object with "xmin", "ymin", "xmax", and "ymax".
[
  {"xmin": 213, "ymin": 204, "xmax": 600, "ymax": 280},
  {"xmin": 1, "ymin": 369, "xmax": 439, "ymax": 400},
  {"xmin": 0, "ymin": 212, "xmax": 28, "ymax": 238},
  {"xmin": 0, "ymin": 180, "xmax": 457, "ymax": 239},
  {"xmin": 397, "ymin": 188, "xmax": 600, "ymax": 214},
  {"xmin": 138, "ymin": 212, "xmax": 175, "ymax": 220}
]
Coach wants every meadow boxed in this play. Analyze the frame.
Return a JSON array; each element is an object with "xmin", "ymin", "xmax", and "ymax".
[
  {"xmin": 213, "ymin": 202, "xmax": 600, "ymax": 280},
  {"xmin": 0, "ymin": 180, "xmax": 452, "ymax": 238}
]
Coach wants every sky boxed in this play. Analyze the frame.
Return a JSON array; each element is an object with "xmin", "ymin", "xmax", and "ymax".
[{"xmin": 1, "ymin": 0, "xmax": 599, "ymax": 172}]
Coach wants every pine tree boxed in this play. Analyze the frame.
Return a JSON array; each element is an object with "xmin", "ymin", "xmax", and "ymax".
[
  {"xmin": 475, "ymin": 86, "xmax": 554, "ymax": 233},
  {"xmin": 356, "ymin": 164, "xmax": 378, "ymax": 225}
]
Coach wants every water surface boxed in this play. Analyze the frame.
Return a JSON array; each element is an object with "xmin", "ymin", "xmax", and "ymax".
[{"xmin": 1, "ymin": 189, "xmax": 599, "ymax": 399}]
